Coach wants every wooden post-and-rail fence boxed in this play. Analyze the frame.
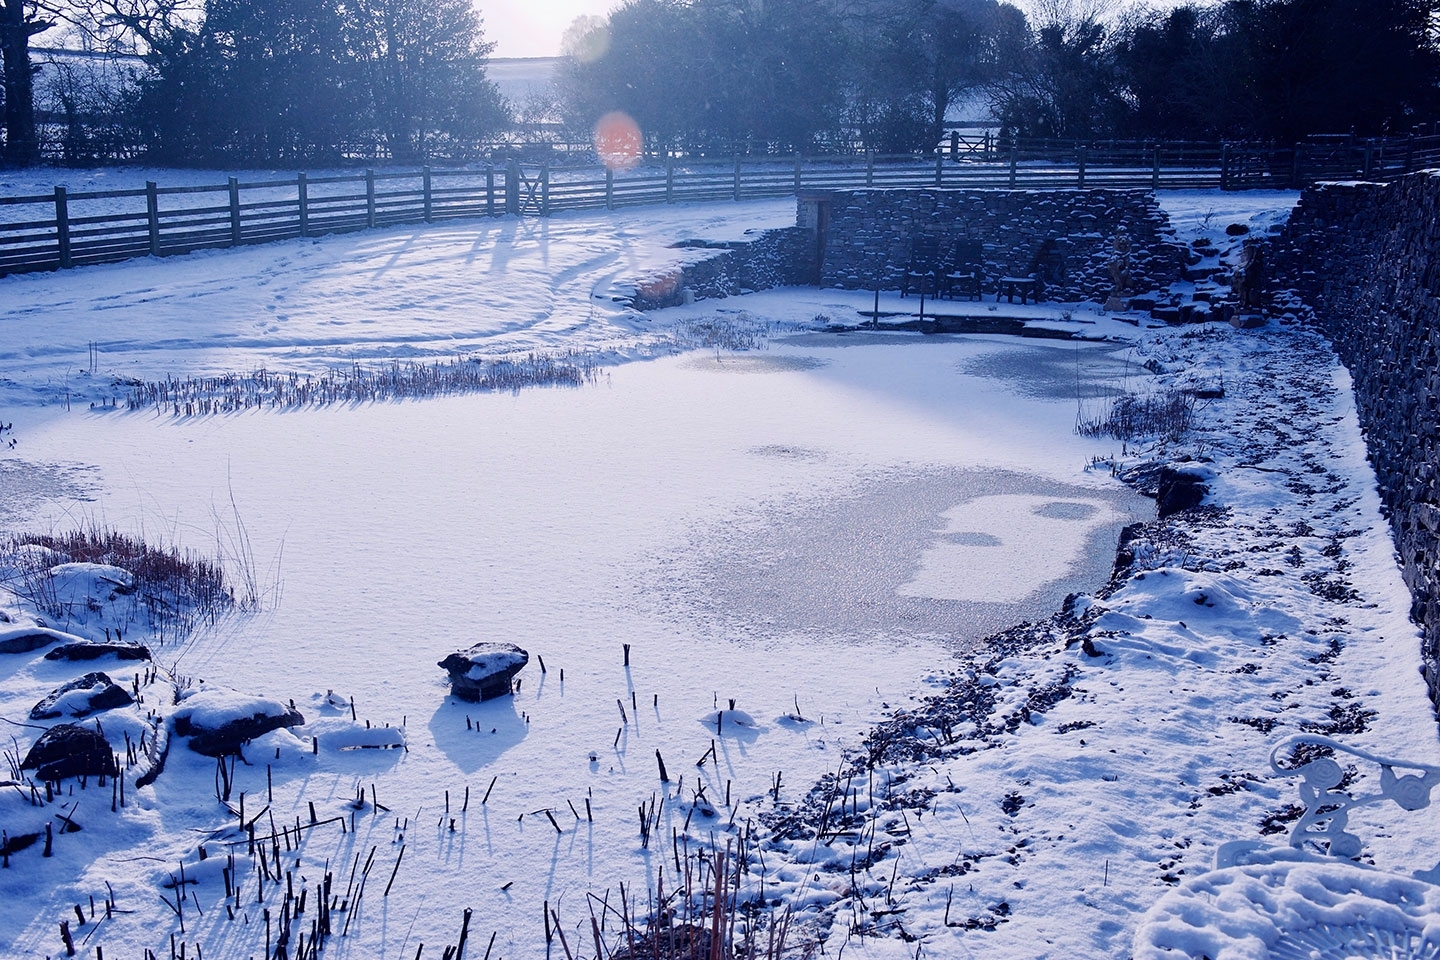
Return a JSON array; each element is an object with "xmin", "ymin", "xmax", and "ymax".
[{"xmin": 4, "ymin": 135, "xmax": 1439, "ymax": 278}]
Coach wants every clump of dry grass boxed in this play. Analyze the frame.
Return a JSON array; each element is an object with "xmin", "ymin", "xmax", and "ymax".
[
  {"xmin": 552, "ymin": 842, "xmax": 798, "ymax": 960},
  {"xmin": 123, "ymin": 351, "xmax": 602, "ymax": 416},
  {"xmin": 670, "ymin": 315, "xmax": 771, "ymax": 353},
  {"xmin": 1077, "ymin": 390, "xmax": 1195, "ymax": 442},
  {"xmin": 1, "ymin": 525, "xmax": 241, "ymax": 642}
]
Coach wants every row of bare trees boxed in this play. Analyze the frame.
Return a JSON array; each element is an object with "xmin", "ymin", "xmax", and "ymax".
[
  {"xmin": 3, "ymin": 0, "xmax": 1439, "ymax": 166},
  {"xmin": 558, "ymin": 0, "xmax": 1440, "ymax": 156}
]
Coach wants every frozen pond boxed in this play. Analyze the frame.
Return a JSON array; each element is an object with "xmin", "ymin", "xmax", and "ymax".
[{"xmin": 3, "ymin": 332, "xmax": 1149, "ymax": 957}]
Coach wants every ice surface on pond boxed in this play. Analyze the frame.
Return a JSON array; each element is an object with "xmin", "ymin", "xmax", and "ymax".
[
  {"xmin": 1, "ymin": 331, "xmax": 1149, "ymax": 955},
  {"xmin": 900, "ymin": 493, "xmax": 1122, "ymax": 603}
]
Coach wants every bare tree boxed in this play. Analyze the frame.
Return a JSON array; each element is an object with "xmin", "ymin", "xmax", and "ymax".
[
  {"xmin": 877, "ymin": 0, "xmax": 1008, "ymax": 150},
  {"xmin": 987, "ymin": 0, "xmax": 1125, "ymax": 138},
  {"xmin": 1, "ymin": 0, "xmax": 55, "ymax": 161},
  {"xmin": 2, "ymin": 0, "xmax": 201, "ymax": 163}
]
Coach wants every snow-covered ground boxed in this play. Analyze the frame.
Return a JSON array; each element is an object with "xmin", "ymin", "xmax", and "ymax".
[
  {"xmin": 0, "ymin": 190, "xmax": 801, "ymax": 412},
  {"xmin": 1, "ymin": 185, "xmax": 1436, "ymax": 959}
]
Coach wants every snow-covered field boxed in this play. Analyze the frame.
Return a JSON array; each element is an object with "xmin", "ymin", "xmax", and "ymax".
[{"xmin": 1, "ymin": 184, "xmax": 1437, "ymax": 959}]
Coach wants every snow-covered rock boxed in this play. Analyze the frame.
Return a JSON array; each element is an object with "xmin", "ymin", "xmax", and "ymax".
[
  {"xmin": 47, "ymin": 562, "xmax": 137, "ymax": 598},
  {"xmin": 43, "ymin": 640, "xmax": 152, "ymax": 662},
  {"xmin": 171, "ymin": 688, "xmax": 305, "ymax": 756},
  {"xmin": 437, "ymin": 642, "xmax": 528, "ymax": 701},
  {"xmin": 0, "ymin": 543, "xmax": 62, "ymax": 573},
  {"xmin": 0, "ymin": 624, "xmax": 84, "ymax": 655},
  {"xmin": 306, "ymin": 717, "xmax": 406, "ymax": 752},
  {"xmin": 311, "ymin": 689, "xmax": 351, "ymax": 713},
  {"xmin": 1156, "ymin": 462, "xmax": 1214, "ymax": 517},
  {"xmin": 700, "ymin": 708, "xmax": 759, "ymax": 735},
  {"xmin": 21, "ymin": 722, "xmax": 119, "ymax": 782},
  {"xmin": 30, "ymin": 672, "xmax": 134, "ymax": 720}
]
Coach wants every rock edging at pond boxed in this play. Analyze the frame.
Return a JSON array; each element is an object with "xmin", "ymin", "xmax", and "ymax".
[
  {"xmin": 44, "ymin": 640, "xmax": 152, "ymax": 662},
  {"xmin": 0, "ymin": 625, "xmax": 85, "ymax": 655},
  {"xmin": 172, "ymin": 688, "xmax": 305, "ymax": 757},
  {"xmin": 31, "ymin": 672, "xmax": 134, "ymax": 720},
  {"xmin": 21, "ymin": 722, "xmax": 120, "ymax": 782}
]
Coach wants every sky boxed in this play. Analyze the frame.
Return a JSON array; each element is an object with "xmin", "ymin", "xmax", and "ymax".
[
  {"xmin": 479, "ymin": 0, "xmax": 1219, "ymax": 60},
  {"xmin": 482, "ymin": 0, "xmax": 618, "ymax": 58}
]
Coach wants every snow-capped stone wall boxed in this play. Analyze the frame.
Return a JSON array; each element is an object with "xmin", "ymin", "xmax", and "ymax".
[
  {"xmin": 1274, "ymin": 171, "xmax": 1440, "ymax": 710},
  {"xmin": 812, "ymin": 188, "xmax": 1187, "ymax": 301}
]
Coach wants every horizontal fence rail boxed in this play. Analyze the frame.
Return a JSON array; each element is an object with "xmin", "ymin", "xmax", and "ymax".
[{"xmin": 5, "ymin": 135, "xmax": 1439, "ymax": 277}]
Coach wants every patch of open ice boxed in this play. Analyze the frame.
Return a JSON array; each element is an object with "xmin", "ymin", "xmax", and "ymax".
[{"xmin": 899, "ymin": 494, "xmax": 1121, "ymax": 602}]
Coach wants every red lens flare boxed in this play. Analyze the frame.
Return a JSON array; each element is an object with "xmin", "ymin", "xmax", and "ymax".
[{"xmin": 593, "ymin": 112, "xmax": 643, "ymax": 171}]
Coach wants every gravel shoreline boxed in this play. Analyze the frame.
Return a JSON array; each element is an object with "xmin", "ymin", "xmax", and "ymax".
[{"xmin": 753, "ymin": 318, "xmax": 1440, "ymax": 957}]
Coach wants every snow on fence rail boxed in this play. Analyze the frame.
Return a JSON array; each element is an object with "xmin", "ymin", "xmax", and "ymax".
[{"xmin": 4, "ymin": 136, "xmax": 1439, "ymax": 277}]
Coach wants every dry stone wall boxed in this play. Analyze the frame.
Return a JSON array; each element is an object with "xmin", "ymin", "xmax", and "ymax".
[
  {"xmin": 630, "ymin": 227, "xmax": 813, "ymax": 310},
  {"xmin": 1273, "ymin": 171, "xmax": 1440, "ymax": 710},
  {"xmin": 816, "ymin": 188, "xmax": 1186, "ymax": 301},
  {"xmin": 632, "ymin": 189, "xmax": 1187, "ymax": 311}
]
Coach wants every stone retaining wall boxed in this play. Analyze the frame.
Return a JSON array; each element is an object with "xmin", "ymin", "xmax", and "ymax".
[
  {"xmin": 633, "ymin": 189, "xmax": 1189, "ymax": 312},
  {"xmin": 631, "ymin": 227, "xmax": 813, "ymax": 310},
  {"xmin": 1273, "ymin": 171, "xmax": 1440, "ymax": 709},
  {"xmin": 816, "ymin": 188, "xmax": 1186, "ymax": 302}
]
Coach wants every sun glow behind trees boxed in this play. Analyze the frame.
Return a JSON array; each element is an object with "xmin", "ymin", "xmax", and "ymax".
[{"xmin": 558, "ymin": 0, "xmax": 1439, "ymax": 153}]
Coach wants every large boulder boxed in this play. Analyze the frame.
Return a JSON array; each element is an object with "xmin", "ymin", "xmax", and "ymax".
[
  {"xmin": 172, "ymin": 688, "xmax": 305, "ymax": 756},
  {"xmin": 0, "ymin": 625, "xmax": 83, "ymax": 655},
  {"xmin": 1110, "ymin": 522, "xmax": 1147, "ymax": 584},
  {"xmin": 45, "ymin": 641, "xmax": 152, "ymax": 662},
  {"xmin": 21, "ymin": 723, "xmax": 119, "ymax": 782},
  {"xmin": 438, "ymin": 643, "xmax": 528, "ymax": 702},
  {"xmin": 1156, "ymin": 465, "xmax": 1212, "ymax": 518},
  {"xmin": 31, "ymin": 672, "xmax": 135, "ymax": 720}
]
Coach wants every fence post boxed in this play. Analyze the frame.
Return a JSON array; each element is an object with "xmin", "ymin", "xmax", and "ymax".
[
  {"xmin": 950, "ymin": 131, "xmax": 959, "ymax": 160},
  {"xmin": 146, "ymin": 181, "xmax": 160, "ymax": 257},
  {"xmin": 486, "ymin": 164, "xmax": 495, "ymax": 216},
  {"xmin": 54, "ymin": 186, "xmax": 72, "ymax": 269},
  {"xmin": 733, "ymin": 155, "xmax": 741, "ymax": 201},
  {"xmin": 666, "ymin": 157, "xmax": 674, "ymax": 203},
  {"xmin": 541, "ymin": 162, "xmax": 550, "ymax": 216},
  {"xmin": 934, "ymin": 153, "xmax": 943, "ymax": 187},
  {"xmin": 1077, "ymin": 144, "xmax": 1086, "ymax": 188},
  {"xmin": 606, "ymin": 167, "xmax": 614, "ymax": 210},
  {"xmin": 422, "ymin": 166, "xmax": 433, "ymax": 222},
  {"xmin": 1152, "ymin": 146, "xmax": 1160, "ymax": 190},
  {"xmin": 297, "ymin": 172, "xmax": 309, "ymax": 237},
  {"xmin": 1290, "ymin": 144, "xmax": 1302, "ymax": 190},
  {"xmin": 228, "ymin": 177, "xmax": 241, "ymax": 246},
  {"xmin": 1405, "ymin": 135, "xmax": 1415, "ymax": 174},
  {"xmin": 1220, "ymin": 144, "xmax": 1231, "ymax": 191},
  {"xmin": 794, "ymin": 153, "xmax": 802, "ymax": 193},
  {"xmin": 1362, "ymin": 142, "xmax": 1373, "ymax": 179},
  {"xmin": 365, "ymin": 169, "xmax": 376, "ymax": 228},
  {"xmin": 1008, "ymin": 148, "xmax": 1017, "ymax": 188},
  {"xmin": 505, "ymin": 160, "xmax": 519, "ymax": 214},
  {"xmin": 866, "ymin": 150, "xmax": 874, "ymax": 188}
]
